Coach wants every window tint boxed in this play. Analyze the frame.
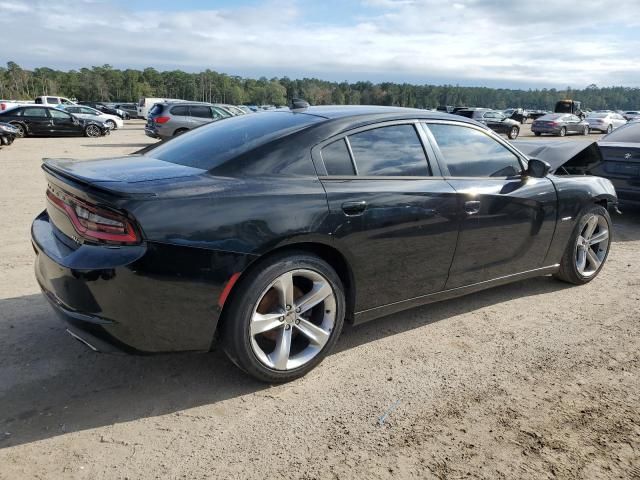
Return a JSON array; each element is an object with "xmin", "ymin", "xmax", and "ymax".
[
  {"xmin": 321, "ymin": 139, "xmax": 355, "ymax": 175},
  {"xmin": 347, "ymin": 125, "xmax": 430, "ymax": 176},
  {"xmin": 49, "ymin": 109, "xmax": 71, "ymax": 119},
  {"xmin": 603, "ymin": 122, "xmax": 640, "ymax": 142},
  {"xmin": 189, "ymin": 105, "xmax": 212, "ymax": 118},
  {"xmin": 428, "ymin": 124, "xmax": 522, "ymax": 177},
  {"xmin": 22, "ymin": 107, "xmax": 49, "ymax": 118},
  {"xmin": 150, "ymin": 111, "xmax": 323, "ymax": 170},
  {"xmin": 170, "ymin": 105, "xmax": 189, "ymax": 116},
  {"xmin": 47, "ymin": 97, "xmax": 59, "ymax": 104}
]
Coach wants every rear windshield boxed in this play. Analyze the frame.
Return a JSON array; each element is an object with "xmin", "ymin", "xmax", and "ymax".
[
  {"xmin": 148, "ymin": 111, "xmax": 323, "ymax": 169},
  {"xmin": 539, "ymin": 114, "xmax": 563, "ymax": 121},
  {"xmin": 148, "ymin": 104, "xmax": 164, "ymax": 116},
  {"xmin": 455, "ymin": 110, "xmax": 474, "ymax": 118},
  {"xmin": 602, "ymin": 122, "xmax": 640, "ymax": 143}
]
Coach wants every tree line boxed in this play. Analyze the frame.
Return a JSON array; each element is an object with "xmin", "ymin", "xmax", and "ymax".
[{"xmin": 2, "ymin": 61, "xmax": 639, "ymax": 110}]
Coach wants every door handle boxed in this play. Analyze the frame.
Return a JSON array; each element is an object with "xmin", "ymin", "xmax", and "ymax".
[
  {"xmin": 342, "ymin": 201, "xmax": 367, "ymax": 216},
  {"xmin": 464, "ymin": 200, "xmax": 481, "ymax": 215}
]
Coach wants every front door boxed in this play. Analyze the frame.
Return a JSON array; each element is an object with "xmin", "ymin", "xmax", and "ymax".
[
  {"xmin": 424, "ymin": 122, "xmax": 557, "ymax": 289},
  {"xmin": 48, "ymin": 109, "xmax": 80, "ymax": 136},
  {"xmin": 316, "ymin": 122, "xmax": 460, "ymax": 312}
]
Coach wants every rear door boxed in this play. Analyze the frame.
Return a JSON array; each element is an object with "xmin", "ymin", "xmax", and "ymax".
[
  {"xmin": 20, "ymin": 107, "xmax": 52, "ymax": 135},
  {"xmin": 188, "ymin": 105, "xmax": 216, "ymax": 128},
  {"xmin": 314, "ymin": 121, "xmax": 459, "ymax": 313},
  {"xmin": 567, "ymin": 115, "xmax": 583, "ymax": 133},
  {"xmin": 424, "ymin": 121, "xmax": 557, "ymax": 288},
  {"xmin": 49, "ymin": 108, "xmax": 81, "ymax": 135}
]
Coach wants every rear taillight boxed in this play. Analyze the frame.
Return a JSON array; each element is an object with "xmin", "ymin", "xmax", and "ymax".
[
  {"xmin": 46, "ymin": 189, "xmax": 140, "ymax": 245},
  {"xmin": 155, "ymin": 116, "xmax": 170, "ymax": 124}
]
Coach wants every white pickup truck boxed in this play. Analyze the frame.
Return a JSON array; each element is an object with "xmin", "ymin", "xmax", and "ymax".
[{"xmin": 1, "ymin": 95, "xmax": 76, "ymax": 111}]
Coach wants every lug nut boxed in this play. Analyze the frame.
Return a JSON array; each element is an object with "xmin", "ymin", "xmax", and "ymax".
[
  {"xmin": 279, "ymin": 316, "xmax": 284, "ymax": 322},
  {"xmin": 285, "ymin": 324, "xmax": 291, "ymax": 330},
  {"xmin": 295, "ymin": 307, "xmax": 301, "ymax": 313},
  {"xmin": 295, "ymin": 319, "xmax": 300, "ymax": 325},
  {"xmin": 286, "ymin": 305, "xmax": 291, "ymax": 310}
]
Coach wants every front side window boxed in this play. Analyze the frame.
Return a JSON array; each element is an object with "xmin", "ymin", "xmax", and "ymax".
[
  {"xmin": 22, "ymin": 107, "xmax": 49, "ymax": 118},
  {"xmin": 321, "ymin": 139, "xmax": 355, "ymax": 175},
  {"xmin": 347, "ymin": 124, "xmax": 430, "ymax": 176},
  {"xmin": 189, "ymin": 106, "xmax": 213, "ymax": 118},
  {"xmin": 428, "ymin": 124, "xmax": 522, "ymax": 177}
]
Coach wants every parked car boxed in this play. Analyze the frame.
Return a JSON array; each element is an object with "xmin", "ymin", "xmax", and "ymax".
[
  {"xmin": 34, "ymin": 95, "xmax": 76, "ymax": 106},
  {"xmin": 0, "ymin": 105, "xmax": 110, "ymax": 137},
  {"xmin": 555, "ymin": 100, "xmax": 585, "ymax": 119},
  {"xmin": 503, "ymin": 108, "xmax": 529, "ymax": 124},
  {"xmin": 623, "ymin": 111, "xmax": 640, "ymax": 121},
  {"xmin": 0, "ymin": 122, "xmax": 19, "ymax": 145},
  {"xmin": 137, "ymin": 97, "xmax": 186, "ymax": 119},
  {"xmin": 62, "ymin": 105, "xmax": 124, "ymax": 129},
  {"xmin": 436, "ymin": 105, "xmax": 454, "ymax": 113},
  {"xmin": 594, "ymin": 122, "xmax": 640, "ymax": 206},
  {"xmin": 455, "ymin": 108, "xmax": 520, "ymax": 139},
  {"xmin": 585, "ymin": 112, "xmax": 627, "ymax": 133},
  {"xmin": 114, "ymin": 103, "xmax": 139, "ymax": 119},
  {"xmin": 144, "ymin": 101, "xmax": 229, "ymax": 140},
  {"xmin": 531, "ymin": 113, "xmax": 590, "ymax": 136},
  {"xmin": 32, "ymin": 106, "xmax": 617, "ymax": 382},
  {"xmin": 528, "ymin": 110, "xmax": 549, "ymax": 120},
  {"xmin": 78, "ymin": 102, "xmax": 128, "ymax": 119}
]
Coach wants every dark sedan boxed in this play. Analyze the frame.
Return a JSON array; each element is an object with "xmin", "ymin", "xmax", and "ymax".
[
  {"xmin": 0, "ymin": 106, "xmax": 110, "ymax": 137},
  {"xmin": 79, "ymin": 101, "xmax": 128, "ymax": 119},
  {"xmin": 32, "ymin": 106, "xmax": 617, "ymax": 382},
  {"xmin": 532, "ymin": 113, "xmax": 590, "ymax": 137},
  {"xmin": 455, "ymin": 108, "xmax": 520, "ymax": 139}
]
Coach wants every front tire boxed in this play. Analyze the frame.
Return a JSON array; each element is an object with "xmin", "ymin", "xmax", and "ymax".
[
  {"xmin": 220, "ymin": 252, "xmax": 345, "ymax": 383},
  {"xmin": 10, "ymin": 122, "xmax": 25, "ymax": 138},
  {"xmin": 583, "ymin": 126, "xmax": 589, "ymax": 135},
  {"xmin": 106, "ymin": 120, "xmax": 116, "ymax": 129},
  {"xmin": 508, "ymin": 126, "xmax": 519, "ymax": 140},
  {"xmin": 554, "ymin": 205, "xmax": 611, "ymax": 285},
  {"xmin": 85, "ymin": 124, "xmax": 102, "ymax": 137},
  {"xmin": 534, "ymin": 132, "xmax": 541, "ymax": 136}
]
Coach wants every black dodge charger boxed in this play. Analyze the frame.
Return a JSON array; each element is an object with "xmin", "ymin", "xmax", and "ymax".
[{"xmin": 32, "ymin": 106, "xmax": 617, "ymax": 382}]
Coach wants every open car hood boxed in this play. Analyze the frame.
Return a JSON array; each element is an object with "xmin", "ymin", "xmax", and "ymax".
[{"xmin": 513, "ymin": 140, "xmax": 603, "ymax": 174}]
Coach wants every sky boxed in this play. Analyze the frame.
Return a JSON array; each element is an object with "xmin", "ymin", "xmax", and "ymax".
[{"xmin": 1, "ymin": 0, "xmax": 640, "ymax": 88}]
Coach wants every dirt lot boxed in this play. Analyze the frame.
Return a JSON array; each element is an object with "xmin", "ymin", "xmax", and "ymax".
[{"xmin": 0, "ymin": 120, "xmax": 638, "ymax": 479}]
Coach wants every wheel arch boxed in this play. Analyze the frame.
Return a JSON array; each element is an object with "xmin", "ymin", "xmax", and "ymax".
[{"xmin": 217, "ymin": 240, "xmax": 357, "ymax": 337}]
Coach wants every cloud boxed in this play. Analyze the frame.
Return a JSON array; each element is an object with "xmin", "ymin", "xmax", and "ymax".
[{"xmin": 1, "ymin": 0, "xmax": 639, "ymax": 87}]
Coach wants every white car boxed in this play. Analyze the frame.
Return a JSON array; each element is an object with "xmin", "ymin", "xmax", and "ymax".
[
  {"xmin": 61, "ymin": 105, "xmax": 123, "ymax": 129},
  {"xmin": 585, "ymin": 112, "xmax": 627, "ymax": 134}
]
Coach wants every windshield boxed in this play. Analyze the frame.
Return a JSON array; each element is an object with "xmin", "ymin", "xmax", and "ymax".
[
  {"xmin": 148, "ymin": 111, "xmax": 323, "ymax": 170},
  {"xmin": 602, "ymin": 122, "xmax": 640, "ymax": 142}
]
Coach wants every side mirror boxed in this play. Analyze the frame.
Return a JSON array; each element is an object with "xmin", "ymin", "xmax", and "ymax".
[{"xmin": 526, "ymin": 158, "xmax": 551, "ymax": 178}]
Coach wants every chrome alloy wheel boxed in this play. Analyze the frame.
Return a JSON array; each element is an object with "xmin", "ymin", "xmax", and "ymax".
[
  {"xmin": 250, "ymin": 269, "xmax": 336, "ymax": 371},
  {"xmin": 575, "ymin": 214, "xmax": 609, "ymax": 277}
]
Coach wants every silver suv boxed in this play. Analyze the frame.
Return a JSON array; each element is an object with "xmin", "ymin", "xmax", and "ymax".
[{"xmin": 145, "ymin": 102, "xmax": 232, "ymax": 140}]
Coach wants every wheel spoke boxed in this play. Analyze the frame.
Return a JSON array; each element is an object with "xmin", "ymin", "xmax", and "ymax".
[
  {"xmin": 272, "ymin": 272, "xmax": 294, "ymax": 310},
  {"xmin": 295, "ymin": 318, "xmax": 331, "ymax": 346},
  {"xmin": 576, "ymin": 247, "xmax": 587, "ymax": 273},
  {"xmin": 269, "ymin": 327, "xmax": 292, "ymax": 370},
  {"xmin": 251, "ymin": 312, "xmax": 283, "ymax": 336},
  {"xmin": 295, "ymin": 281, "xmax": 332, "ymax": 314},
  {"xmin": 586, "ymin": 248, "xmax": 602, "ymax": 270},
  {"xmin": 589, "ymin": 229, "xmax": 609, "ymax": 245},
  {"xmin": 583, "ymin": 216, "xmax": 598, "ymax": 239}
]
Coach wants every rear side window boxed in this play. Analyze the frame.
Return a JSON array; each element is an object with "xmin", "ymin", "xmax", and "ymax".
[
  {"xmin": 170, "ymin": 105, "xmax": 189, "ymax": 116},
  {"xmin": 347, "ymin": 124, "xmax": 430, "ymax": 176},
  {"xmin": 321, "ymin": 139, "xmax": 355, "ymax": 175},
  {"xmin": 189, "ymin": 106, "xmax": 212, "ymax": 118},
  {"xmin": 49, "ymin": 109, "xmax": 71, "ymax": 119},
  {"xmin": 22, "ymin": 107, "xmax": 49, "ymax": 118},
  {"xmin": 428, "ymin": 124, "xmax": 522, "ymax": 177},
  {"xmin": 149, "ymin": 111, "xmax": 323, "ymax": 170}
]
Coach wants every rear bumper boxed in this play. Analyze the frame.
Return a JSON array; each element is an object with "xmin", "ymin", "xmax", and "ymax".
[
  {"xmin": 531, "ymin": 126, "xmax": 561, "ymax": 134},
  {"xmin": 32, "ymin": 210, "xmax": 257, "ymax": 353}
]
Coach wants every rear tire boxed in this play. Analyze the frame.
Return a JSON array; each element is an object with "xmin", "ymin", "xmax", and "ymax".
[
  {"xmin": 219, "ymin": 252, "xmax": 345, "ymax": 383},
  {"xmin": 558, "ymin": 127, "xmax": 567, "ymax": 137},
  {"xmin": 606, "ymin": 124, "xmax": 613, "ymax": 134},
  {"xmin": 554, "ymin": 205, "xmax": 611, "ymax": 285}
]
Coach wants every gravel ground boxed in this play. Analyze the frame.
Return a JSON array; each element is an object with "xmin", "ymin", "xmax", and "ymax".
[{"xmin": 0, "ymin": 120, "xmax": 638, "ymax": 479}]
